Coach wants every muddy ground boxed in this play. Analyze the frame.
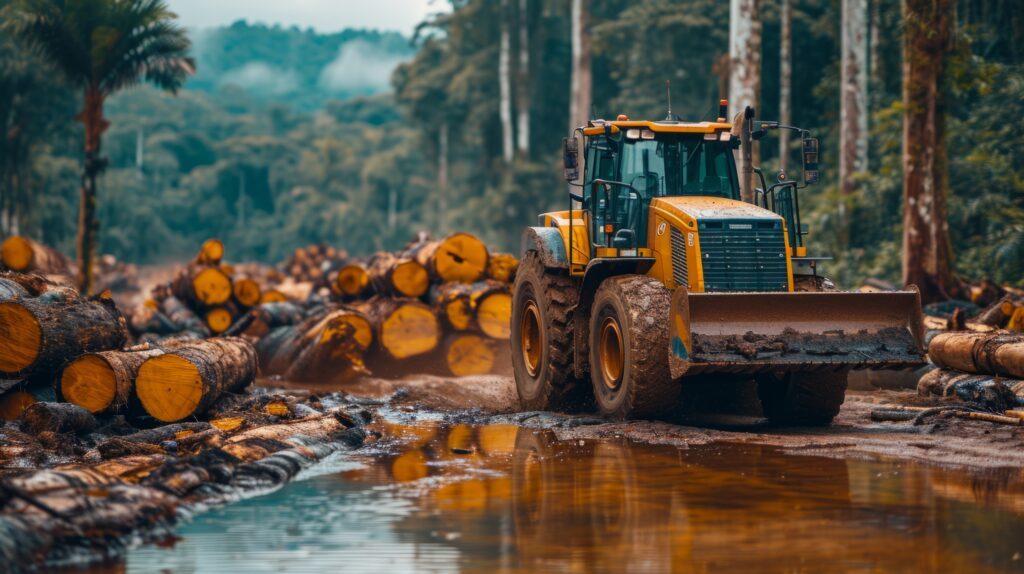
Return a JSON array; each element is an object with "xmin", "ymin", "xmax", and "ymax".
[{"xmin": 281, "ymin": 374, "xmax": 1024, "ymax": 470}]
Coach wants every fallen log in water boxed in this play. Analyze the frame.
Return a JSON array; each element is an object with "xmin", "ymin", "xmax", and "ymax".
[
  {"xmin": 404, "ymin": 232, "xmax": 490, "ymax": 283},
  {"xmin": 0, "ymin": 236, "xmax": 72, "ymax": 275},
  {"xmin": 135, "ymin": 337, "xmax": 257, "ymax": 423},
  {"xmin": 928, "ymin": 332, "xmax": 1024, "ymax": 379},
  {"xmin": 0, "ymin": 286, "xmax": 127, "ymax": 379},
  {"xmin": 0, "ymin": 406, "xmax": 367, "ymax": 567}
]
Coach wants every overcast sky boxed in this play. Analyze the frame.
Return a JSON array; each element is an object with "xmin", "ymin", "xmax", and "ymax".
[{"xmin": 166, "ymin": 0, "xmax": 444, "ymax": 35}]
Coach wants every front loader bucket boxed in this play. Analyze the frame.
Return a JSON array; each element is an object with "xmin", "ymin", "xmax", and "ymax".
[{"xmin": 668, "ymin": 288, "xmax": 926, "ymax": 379}]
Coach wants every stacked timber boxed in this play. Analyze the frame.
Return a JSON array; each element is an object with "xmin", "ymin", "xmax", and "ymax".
[
  {"xmin": 0, "ymin": 235, "xmax": 72, "ymax": 277},
  {"xmin": 280, "ymin": 243, "xmax": 348, "ymax": 289},
  {"xmin": 919, "ymin": 331, "xmax": 1024, "ymax": 411}
]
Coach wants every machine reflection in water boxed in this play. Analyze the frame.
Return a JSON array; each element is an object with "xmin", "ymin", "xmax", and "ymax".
[{"xmin": 108, "ymin": 420, "xmax": 1023, "ymax": 573}]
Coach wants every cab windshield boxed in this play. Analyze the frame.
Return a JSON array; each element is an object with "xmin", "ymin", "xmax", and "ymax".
[{"xmin": 586, "ymin": 133, "xmax": 739, "ymax": 201}]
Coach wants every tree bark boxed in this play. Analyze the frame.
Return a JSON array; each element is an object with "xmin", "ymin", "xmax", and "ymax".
[
  {"xmin": 255, "ymin": 307, "xmax": 372, "ymax": 381},
  {"xmin": 515, "ymin": 0, "xmax": 531, "ymax": 157},
  {"xmin": 729, "ymin": 0, "xmax": 762, "ymax": 166},
  {"xmin": 0, "ymin": 289, "xmax": 127, "ymax": 379},
  {"xmin": 135, "ymin": 337, "xmax": 257, "ymax": 423},
  {"xmin": 901, "ymin": 0, "xmax": 957, "ymax": 303},
  {"xmin": 499, "ymin": 0, "xmax": 514, "ymax": 163},
  {"xmin": 840, "ymin": 0, "xmax": 869, "ymax": 195},
  {"xmin": 75, "ymin": 86, "xmax": 109, "ymax": 295},
  {"xmin": 19, "ymin": 402, "xmax": 98, "ymax": 435},
  {"xmin": 779, "ymin": 0, "xmax": 792, "ymax": 172},
  {"xmin": 569, "ymin": 0, "xmax": 592, "ymax": 133}
]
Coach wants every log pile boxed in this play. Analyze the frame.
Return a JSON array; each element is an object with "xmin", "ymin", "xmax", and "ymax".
[
  {"xmin": 124, "ymin": 232, "xmax": 517, "ymax": 382},
  {"xmin": 918, "ymin": 331, "xmax": 1024, "ymax": 413}
]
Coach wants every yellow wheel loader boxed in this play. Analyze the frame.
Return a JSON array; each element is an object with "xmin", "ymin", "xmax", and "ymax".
[{"xmin": 511, "ymin": 103, "xmax": 925, "ymax": 425}]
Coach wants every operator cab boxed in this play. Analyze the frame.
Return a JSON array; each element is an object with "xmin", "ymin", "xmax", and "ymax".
[{"xmin": 583, "ymin": 125, "xmax": 739, "ymax": 249}]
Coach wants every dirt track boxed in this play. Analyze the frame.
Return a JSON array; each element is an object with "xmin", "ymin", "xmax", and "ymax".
[{"xmin": 286, "ymin": 374, "xmax": 1024, "ymax": 470}]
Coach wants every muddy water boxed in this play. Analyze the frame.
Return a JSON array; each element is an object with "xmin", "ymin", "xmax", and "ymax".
[{"xmin": 110, "ymin": 420, "xmax": 1023, "ymax": 573}]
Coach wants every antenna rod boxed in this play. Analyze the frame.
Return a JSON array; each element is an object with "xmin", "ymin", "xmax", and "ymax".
[{"xmin": 666, "ymin": 80, "xmax": 673, "ymax": 118}]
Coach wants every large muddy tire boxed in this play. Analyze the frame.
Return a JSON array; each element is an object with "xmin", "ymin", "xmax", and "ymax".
[
  {"xmin": 757, "ymin": 370, "xmax": 849, "ymax": 426},
  {"xmin": 588, "ymin": 275, "xmax": 678, "ymax": 420},
  {"xmin": 511, "ymin": 251, "xmax": 585, "ymax": 410}
]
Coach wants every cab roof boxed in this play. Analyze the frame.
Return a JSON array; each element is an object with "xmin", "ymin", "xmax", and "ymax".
[{"xmin": 582, "ymin": 119, "xmax": 732, "ymax": 137}]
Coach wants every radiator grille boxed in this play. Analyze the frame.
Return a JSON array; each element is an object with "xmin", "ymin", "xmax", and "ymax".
[
  {"xmin": 698, "ymin": 219, "xmax": 788, "ymax": 292},
  {"xmin": 670, "ymin": 226, "xmax": 689, "ymax": 288}
]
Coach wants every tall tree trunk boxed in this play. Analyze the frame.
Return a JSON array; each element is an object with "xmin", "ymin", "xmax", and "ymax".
[
  {"xmin": 779, "ymin": 0, "xmax": 792, "ymax": 173},
  {"xmin": 569, "ymin": 0, "xmax": 592, "ymax": 133},
  {"xmin": 901, "ymin": 0, "xmax": 957, "ymax": 304},
  {"xmin": 499, "ymin": 0, "xmax": 514, "ymax": 163},
  {"xmin": 729, "ymin": 0, "xmax": 762, "ymax": 179},
  {"xmin": 76, "ymin": 86, "xmax": 109, "ymax": 295},
  {"xmin": 870, "ymin": 0, "xmax": 882, "ymax": 109},
  {"xmin": 840, "ymin": 0, "xmax": 869, "ymax": 195},
  {"xmin": 438, "ymin": 124, "xmax": 448, "ymax": 232},
  {"xmin": 515, "ymin": 0, "xmax": 530, "ymax": 157}
]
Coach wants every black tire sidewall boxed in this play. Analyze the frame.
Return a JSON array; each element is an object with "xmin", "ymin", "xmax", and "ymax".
[
  {"xmin": 511, "ymin": 277, "xmax": 546, "ymax": 403},
  {"xmin": 589, "ymin": 289, "xmax": 632, "ymax": 416}
]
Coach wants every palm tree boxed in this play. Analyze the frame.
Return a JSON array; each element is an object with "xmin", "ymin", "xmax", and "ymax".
[{"xmin": 13, "ymin": 0, "xmax": 194, "ymax": 293}]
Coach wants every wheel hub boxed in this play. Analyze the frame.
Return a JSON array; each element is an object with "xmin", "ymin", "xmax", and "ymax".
[
  {"xmin": 521, "ymin": 300, "xmax": 542, "ymax": 377},
  {"xmin": 599, "ymin": 316, "xmax": 624, "ymax": 390}
]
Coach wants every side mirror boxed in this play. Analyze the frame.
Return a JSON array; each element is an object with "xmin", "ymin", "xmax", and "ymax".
[
  {"xmin": 803, "ymin": 137, "xmax": 819, "ymax": 185},
  {"xmin": 563, "ymin": 137, "xmax": 579, "ymax": 183}
]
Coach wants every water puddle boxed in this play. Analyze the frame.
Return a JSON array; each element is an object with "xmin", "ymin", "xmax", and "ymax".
[{"xmin": 63, "ymin": 420, "xmax": 1024, "ymax": 572}]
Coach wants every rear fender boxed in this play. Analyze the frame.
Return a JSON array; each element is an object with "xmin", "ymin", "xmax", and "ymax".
[
  {"xmin": 521, "ymin": 227, "xmax": 568, "ymax": 270},
  {"xmin": 573, "ymin": 258, "xmax": 656, "ymax": 379}
]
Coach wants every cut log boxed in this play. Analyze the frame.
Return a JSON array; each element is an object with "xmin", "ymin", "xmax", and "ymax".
[
  {"xmin": 260, "ymin": 289, "xmax": 288, "ymax": 304},
  {"xmin": 917, "ymin": 368, "xmax": 1020, "ymax": 410},
  {"xmin": 431, "ymin": 282, "xmax": 474, "ymax": 331},
  {"xmin": 204, "ymin": 305, "xmax": 236, "ymax": 335},
  {"xmin": 0, "ymin": 289, "xmax": 127, "ymax": 378},
  {"xmin": 335, "ymin": 263, "xmax": 371, "ymax": 297},
  {"xmin": 0, "ymin": 389, "xmax": 36, "ymax": 421},
  {"xmin": 473, "ymin": 282, "xmax": 512, "ymax": 340},
  {"xmin": 244, "ymin": 301, "xmax": 306, "ymax": 339},
  {"xmin": 61, "ymin": 343, "xmax": 187, "ymax": 414},
  {"xmin": 0, "ymin": 236, "xmax": 71, "ymax": 275},
  {"xmin": 355, "ymin": 297, "xmax": 440, "ymax": 360},
  {"xmin": 487, "ymin": 252, "xmax": 520, "ymax": 283},
  {"xmin": 368, "ymin": 252, "xmax": 429, "ymax": 298},
  {"xmin": 135, "ymin": 337, "xmax": 258, "ymax": 423},
  {"xmin": 443, "ymin": 333, "xmax": 497, "ymax": 376},
  {"xmin": 232, "ymin": 276, "xmax": 262, "ymax": 308},
  {"xmin": 170, "ymin": 264, "xmax": 233, "ymax": 307},
  {"xmin": 19, "ymin": 402, "xmax": 99, "ymax": 435},
  {"xmin": 256, "ymin": 307, "xmax": 372, "ymax": 380},
  {"xmin": 128, "ymin": 301, "xmax": 178, "ymax": 336},
  {"xmin": 160, "ymin": 295, "xmax": 210, "ymax": 337},
  {"xmin": 928, "ymin": 332, "xmax": 1024, "ymax": 379},
  {"xmin": 0, "ymin": 278, "xmax": 28, "ymax": 301},
  {"xmin": 194, "ymin": 239, "xmax": 224, "ymax": 265},
  {"xmin": 406, "ymin": 232, "xmax": 490, "ymax": 283},
  {"xmin": 977, "ymin": 296, "xmax": 1020, "ymax": 328}
]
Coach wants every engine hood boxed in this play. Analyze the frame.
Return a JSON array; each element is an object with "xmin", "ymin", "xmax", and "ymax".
[{"xmin": 650, "ymin": 196, "xmax": 782, "ymax": 223}]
